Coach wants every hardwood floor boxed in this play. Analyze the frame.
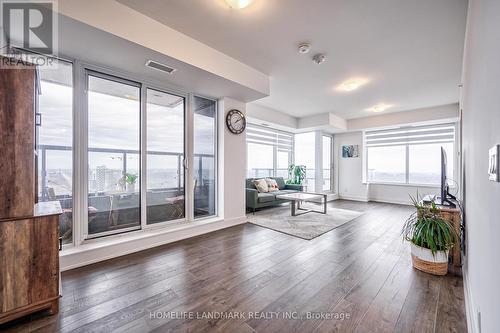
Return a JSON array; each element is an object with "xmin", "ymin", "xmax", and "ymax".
[{"xmin": 0, "ymin": 200, "xmax": 467, "ymax": 333}]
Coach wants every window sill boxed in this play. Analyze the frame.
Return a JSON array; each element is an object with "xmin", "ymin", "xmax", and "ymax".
[
  {"xmin": 362, "ymin": 182, "xmax": 441, "ymax": 188},
  {"xmin": 61, "ymin": 215, "xmax": 223, "ymax": 256}
]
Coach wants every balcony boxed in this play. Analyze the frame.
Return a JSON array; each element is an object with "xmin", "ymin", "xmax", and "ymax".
[{"xmin": 38, "ymin": 144, "xmax": 215, "ymax": 243}]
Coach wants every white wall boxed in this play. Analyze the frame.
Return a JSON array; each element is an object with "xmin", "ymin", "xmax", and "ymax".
[
  {"xmin": 218, "ymin": 98, "xmax": 247, "ymax": 222},
  {"xmin": 246, "ymin": 103, "xmax": 298, "ymax": 130},
  {"xmin": 347, "ymin": 103, "xmax": 459, "ymax": 131},
  {"xmin": 334, "ymin": 131, "xmax": 442, "ymax": 205},
  {"xmin": 460, "ymin": 0, "xmax": 500, "ymax": 332}
]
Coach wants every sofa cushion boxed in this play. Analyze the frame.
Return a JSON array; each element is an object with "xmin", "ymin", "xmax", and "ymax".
[
  {"xmin": 265, "ymin": 178, "xmax": 279, "ymax": 192},
  {"xmin": 274, "ymin": 190, "xmax": 297, "ymax": 196},
  {"xmin": 253, "ymin": 179, "xmax": 269, "ymax": 193},
  {"xmin": 258, "ymin": 193, "xmax": 276, "ymax": 203},
  {"xmin": 275, "ymin": 177, "xmax": 286, "ymax": 190}
]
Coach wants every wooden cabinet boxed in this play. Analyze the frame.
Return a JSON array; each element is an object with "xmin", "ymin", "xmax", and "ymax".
[
  {"xmin": 0, "ymin": 203, "xmax": 61, "ymax": 324},
  {"xmin": 0, "ymin": 58, "xmax": 62, "ymax": 324}
]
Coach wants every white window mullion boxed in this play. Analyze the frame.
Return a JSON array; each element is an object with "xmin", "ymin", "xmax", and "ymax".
[
  {"xmin": 405, "ymin": 144, "xmax": 410, "ymax": 184},
  {"xmin": 140, "ymin": 86, "xmax": 147, "ymax": 229},
  {"xmin": 185, "ymin": 94, "xmax": 195, "ymax": 222},
  {"xmin": 74, "ymin": 63, "xmax": 89, "ymax": 244}
]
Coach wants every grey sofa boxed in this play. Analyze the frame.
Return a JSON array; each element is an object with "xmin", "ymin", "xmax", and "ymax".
[{"xmin": 246, "ymin": 177, "xmax": 303, "ymax": 212}]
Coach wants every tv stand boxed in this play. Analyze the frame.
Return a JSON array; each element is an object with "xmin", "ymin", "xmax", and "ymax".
[
  {"xmin": 420, "ymin": 198, "xmax": 462, "ymax": 268},
  {"xmin": 437, "ymin": 192, "xmax": 457, "ymax": 208}
]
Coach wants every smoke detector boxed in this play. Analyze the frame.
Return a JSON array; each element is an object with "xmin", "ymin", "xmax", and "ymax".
[
  {"xmin": 312, "ymin": 53, "xmax": 326, "ymax": 64},
  {"xmin": 298, "ymin": 43, "xmax": 311, "ymax": 54}
]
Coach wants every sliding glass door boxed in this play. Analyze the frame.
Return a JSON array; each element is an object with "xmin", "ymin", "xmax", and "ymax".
[
  {"xmin": 87, "ymin": 72, "xmax": 141, "ymax": 236},
  {"xmin": 81, "ymin": 67, "xmax": 216, "ymax": 240},
  {"xmin": 146, "ymin": 88, "xmax": 185, "ymax": 224}
]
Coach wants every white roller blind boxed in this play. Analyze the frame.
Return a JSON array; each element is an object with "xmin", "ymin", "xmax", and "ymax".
[
  {"xmin": 246, "ymin": 124, "xmax": 293, "ymax": 152},
  {"xmin": 365, "ymin": 124, "xmax": 455, "ymax": 147}
]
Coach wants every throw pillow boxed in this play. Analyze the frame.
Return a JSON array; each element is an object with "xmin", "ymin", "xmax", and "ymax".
[
  {"xmin": 265, "ymin": 178, "xmax": 279, "ymax": 192},
  {"xmin": 253, "ymin": 179, "xmax": 269, "ymax": 193}
]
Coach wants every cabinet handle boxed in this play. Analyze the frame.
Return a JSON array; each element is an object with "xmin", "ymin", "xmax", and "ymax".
[{"xmin": 59, "ymin": 237, "xmax": 62, "ymax": 251}]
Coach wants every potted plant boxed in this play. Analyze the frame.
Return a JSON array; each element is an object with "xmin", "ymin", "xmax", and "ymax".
[
  {"xmin": 122, "ymin": 173, "xmax": 138, "ymax": 194},
  {"xmin": 286, "ymin": 164, "xmax": 306, "ymax": 185},
  {"xmin": 401, "ymin": 195, "xmax": 457, "ymax": 276}
]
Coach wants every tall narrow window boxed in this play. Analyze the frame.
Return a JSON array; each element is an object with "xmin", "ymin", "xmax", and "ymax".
[
  {"xmin": 322, "ymin": 136, "xmax": 332, "ymax": 191},
  {"xmin": 193, "ymin": 96, "xmax": 216, "ymax": 218},
  {"xmin": 295, "ymin": 132, "xmax": 316, "ymax": 191},
  {"xmin": 36, "ymin": 59, "xmax": 73, "ymax": 244},
  {"xmin": 146, "ymin": 89, "xmax": 185, "ymax": 224},
  {"xmin": 87, "ymin": 73, "xmax": 141, "ymax": 236}
]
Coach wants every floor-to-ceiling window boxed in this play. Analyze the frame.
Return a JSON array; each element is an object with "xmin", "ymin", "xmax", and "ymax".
[
  {"xmin": 193, "ymin": 96, "xmax": 217, "ymax": 218},
  {"xmin": 36, "ymin": 58, "xmax": 73, "ymax": 244},
  {"xmin": 146, "ymin": 89, "xmax": 185, "ymax": 224},
  {"xmin": 33, "ymin": 57, "xmax": 218, "ymax": 244},
  {"xmin": 323, "ymin": 135, "xmax": 332, "ymax": 191},
  {"xmin": 87, "ymin": 72, "xmax": 142, "ymax": 237},
  {"xmin": 294, "ymin": 132, "xmax": 316, "ymax": 191}
]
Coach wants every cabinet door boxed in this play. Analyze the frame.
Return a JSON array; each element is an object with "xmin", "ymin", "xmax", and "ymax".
[
  {"xmin": 30, "ymin": 216, "xmax": 59, "ymax": 303},
  {"xmin": 0, "ymin": 66, "xmax": 35, "ymax": 219},
  {"xmin": 0, "ymin": 219, "xmax": 32, "ymax": 312}
]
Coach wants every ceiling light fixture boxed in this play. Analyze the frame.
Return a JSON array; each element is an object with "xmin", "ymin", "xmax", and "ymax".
[
  {"xmin": 336, "ymin": 78, "xmax": 370, "ymax": 92},
  {"xmin": 298, "ymin": 43, "xmax": 311, "ymax": 54},
  {"xmin": 225, "ymin": 0, "xmax": 254, "ymax": 9},
  {"xmin": 366, "ymin": 103, "xmax": 393, "ymax": 113}
]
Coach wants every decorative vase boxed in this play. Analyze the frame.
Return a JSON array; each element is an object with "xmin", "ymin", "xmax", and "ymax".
[
  {"xmin": 410, "ymin": 243, "xmax": 449, "ymax": 276},
  {"xmin": 127, "ymin": 183, "xmax": 135, "ymax": 194}
]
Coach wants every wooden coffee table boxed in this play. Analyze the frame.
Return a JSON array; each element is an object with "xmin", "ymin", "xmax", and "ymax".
[{"xmin": 275, "ymin": 192, "xmax": 327, "ymax": 216}]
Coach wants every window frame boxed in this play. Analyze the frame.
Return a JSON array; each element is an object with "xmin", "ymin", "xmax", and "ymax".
[
  {"xmin": 363, "ymin": 123, "xmax": 457, "ymax": 187},
  {"xmin": 40, "ymin": 58, "xmax": 220, "ymax": 247},
  {"xmin": 322, "ymin": 134, "xmax": 334, "ymax": 192},
  {"xmin": 246, "ymin": 124, "xmax": 294, "ymax": 179}
]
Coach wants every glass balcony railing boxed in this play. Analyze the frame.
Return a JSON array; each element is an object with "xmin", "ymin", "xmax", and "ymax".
[{"xmin": 37, "ymin": 144, "xmax": 215, "ymax": 243}]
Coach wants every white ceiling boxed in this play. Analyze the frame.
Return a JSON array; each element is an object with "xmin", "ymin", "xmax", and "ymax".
[
  {"xmin": 55, "ymin": 14, "xmax": 266, "ymax": 102},
  {"xmin": 118, "ymin": 0, "xmax": 467, "ymax": 119}
]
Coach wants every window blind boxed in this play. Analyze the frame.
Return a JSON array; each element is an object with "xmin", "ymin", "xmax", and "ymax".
[
  {"xmin": 246, "ymin": 124, "xmax": 293, "ymax": 152},
  {"xmin": 365, "ymin": 123, "xmax": 455, "ymax": 147}
]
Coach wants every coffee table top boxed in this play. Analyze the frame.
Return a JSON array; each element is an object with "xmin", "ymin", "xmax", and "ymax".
[{"xmin": 276, "ymin": 192, "xmax": 324, "ymax": 201}]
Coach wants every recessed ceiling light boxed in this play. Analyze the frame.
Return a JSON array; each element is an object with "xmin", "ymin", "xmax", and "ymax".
[
  {"xmin": 336, "ymin": 78, "xmax": 369, "ymax": 92},
  {"xmin": 366, "ymin": 103, "xmax": 393, "ymax": 113},
  {"xmin": 225, "ymin": 0, "xmax": 254, "ymax": 9}
]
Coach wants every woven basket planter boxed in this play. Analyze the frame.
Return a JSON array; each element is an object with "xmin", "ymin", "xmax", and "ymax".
[{"xmin": 410, "ymin": 243, "xmax": 449, "ymax": 276}]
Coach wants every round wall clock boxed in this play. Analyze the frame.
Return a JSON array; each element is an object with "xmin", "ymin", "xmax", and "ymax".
[{"xmin": 225, "ymin": 109, "xmax": 246, "ymax": 134}]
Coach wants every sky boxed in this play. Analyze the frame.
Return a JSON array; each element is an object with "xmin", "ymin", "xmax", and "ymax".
[{"xmin": 38, "ymin": 81, "xmax": 215, "ymax": 171}]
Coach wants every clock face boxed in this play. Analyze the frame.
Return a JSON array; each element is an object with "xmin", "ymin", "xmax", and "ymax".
[{"xmin": 226, "ymin": 109, "xmax": 246, "ymax": 134}]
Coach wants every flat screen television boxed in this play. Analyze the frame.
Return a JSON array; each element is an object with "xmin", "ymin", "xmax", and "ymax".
[{"xmin": 440, "ymin": 147, "xmax": 456, "ymax": 207}]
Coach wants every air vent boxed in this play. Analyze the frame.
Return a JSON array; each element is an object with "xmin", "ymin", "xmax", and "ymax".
[{"xmin": 145, "ymin": 60, "xmax": 176, "ymax": 74}]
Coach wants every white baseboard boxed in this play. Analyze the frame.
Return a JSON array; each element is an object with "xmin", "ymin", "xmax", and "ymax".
[
  {"xmin": 463, "ymin": 263, "xmax": 477, "ymax": 333},
  {"xmin": 368, "ymin": 197, "xmax": 412, "ymax": 206},
  {"xmin": 337, "ymin": 194, "xmax": 411, "ymax": 206},
  {"xmin": 338, "ymin": 194, "xmax": 369, "ymax": 202},
  {"xmin": 60, "ymin": 216, "xmax": 247, "ymax": 271}
]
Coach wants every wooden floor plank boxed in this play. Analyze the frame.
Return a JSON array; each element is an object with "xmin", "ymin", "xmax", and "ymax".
[{"xmin": 0, "ymin": 200, "xmax": 467, "ymax": 333}]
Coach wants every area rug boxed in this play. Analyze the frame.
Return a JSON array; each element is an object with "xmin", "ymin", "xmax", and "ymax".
[{"xmin": 248, "ymin": 205, "xmax": 363, "ymax": 240}]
